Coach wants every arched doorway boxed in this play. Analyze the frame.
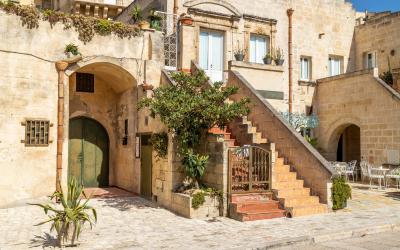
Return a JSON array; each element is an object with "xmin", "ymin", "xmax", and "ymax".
[
  {"xmin": 336, "ymin": 124, "xmax": 360, "ymax": 162},
  {"xmin": 68, "ymin": 117, "xmax": 109, "ymax": 187}
]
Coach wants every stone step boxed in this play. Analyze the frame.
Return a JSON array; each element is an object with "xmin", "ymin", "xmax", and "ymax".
[
  {"xmin": 273, "ymin": 172, "xmax": 298, "ymax": 182},
  {"xmin": 287, "ymin": 204, "xmax": 328, "ymax": 217},
  {"xmin": 275, "ymin": 157, "xmax": 285, "ymax": 166},
  {"xmin": 273, "ymin": 187, "xmax": 311, "ymax": 198},
  {"xmin": 231, "ymin": 200, "xmax": 281, "ymax": 213},
  {"xmin": 231, "ymin": 192, "xmax": 272, "ymax": 203},
  {"xmin": 274, "ymin": 164, "xmax": 291, "ymax": 173},
  {"xmin": 236, "ymin": 209, "xmax": 286, "ymax": 221},
  {"xmin": 279, "ymin": 195, "xmax": 320, "ymax": 207},
  {"xmin": 272, "ymin": 180, "xmax": 304, "ymax": 190}
]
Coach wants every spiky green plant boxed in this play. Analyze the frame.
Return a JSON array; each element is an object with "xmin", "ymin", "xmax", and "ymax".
[{"xmin": 30, "ymin": 178, "xmax": 97, "ymax": 247}]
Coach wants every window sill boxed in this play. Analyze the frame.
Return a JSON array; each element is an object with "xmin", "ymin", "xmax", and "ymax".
[
  {"xmin": 228, "ymin": 60, "xmax": 284, "ymax": 72},
  {"xmin": 298, "ymin": 80, "xmax": 316, "ymax": 86}
]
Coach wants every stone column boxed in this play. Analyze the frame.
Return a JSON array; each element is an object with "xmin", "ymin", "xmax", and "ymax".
[{"xmin": 55, "ymin": 61, "xmax": 69, "ymax": 192}]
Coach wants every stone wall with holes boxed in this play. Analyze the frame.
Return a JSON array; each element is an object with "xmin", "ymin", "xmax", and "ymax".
[
  {"xmin": 352, "ymin": 12, "xmax": 400, "ymax": 74},
  {"xmin": 314, "ymin": 70, "xmax": 400, "ymax": 166},
  {"xmin": 175, "ymin": 0, "xmax": 355, "ymax": 113},
  {"xmin": 0, "ymin": 11, "xmax": 164, "ymax": 207}
]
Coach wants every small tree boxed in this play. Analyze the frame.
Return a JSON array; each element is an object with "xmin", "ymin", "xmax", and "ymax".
[{"xmin": 139, "ymin": 70, "xmax": 250, "ymax": 188}]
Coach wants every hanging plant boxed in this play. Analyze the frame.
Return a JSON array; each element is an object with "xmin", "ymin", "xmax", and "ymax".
[{"xmin": 0, "ymin": 3, "xmax": 141, "ymax": 44}]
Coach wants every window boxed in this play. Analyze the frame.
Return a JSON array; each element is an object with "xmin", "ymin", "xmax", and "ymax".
[
  {"xmin": 300, "ymin": 57, "xmax": 311, "ymax": 81},
  {"xmin": 328, "ymin": 56, "xmax": 343, "ymax": 76},
  {"xmin": 250, "ymin": 34, "xmax": 269, "ymax": 64},
  {"xmin": 76, "ymin": 73, "xmax": 94, "ymax": 93},
  {"xmin": 24, "ymin": 120, "xmax": 50, "ymax": 146},
  {"xmin": 365, "ymin": 52, "xmax": 377, "ymax": 69}
]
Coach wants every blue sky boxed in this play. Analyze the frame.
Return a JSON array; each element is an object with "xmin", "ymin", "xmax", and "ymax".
[{"xmin": 349, "ymin": 0, "xmax": 400, "ymax": 12}]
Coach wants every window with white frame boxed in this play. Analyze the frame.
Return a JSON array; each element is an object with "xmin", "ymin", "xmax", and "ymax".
[
  {"xmin": 300, "ymin": 57, "xmax": 311, "ymax": 81},
  {"xmin": 328, "ymin": 56, "xmax": 343, "ymax": 76},
  {"xmin": 250, "ymin": 34, "xmax": 269, "ymax": 64},
  {"xmin": 365, "ymin": 51, "xmax": 377, "ymax": 69}
]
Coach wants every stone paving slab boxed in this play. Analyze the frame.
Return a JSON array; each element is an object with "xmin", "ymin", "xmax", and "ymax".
[{"xmin": 1, "ymin": 184, "xmax": 400, "ymax": 250}]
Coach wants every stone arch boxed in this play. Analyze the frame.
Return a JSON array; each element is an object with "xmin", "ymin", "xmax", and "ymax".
[
  {"xmin": 184, "ymin": 0, "xmax": 242, "ymax": 17},
  {"xmin": 322, "ymin": 116, "xmax": 362, "ymax": 161}
]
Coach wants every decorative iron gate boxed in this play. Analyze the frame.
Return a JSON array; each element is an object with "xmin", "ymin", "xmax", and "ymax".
[
  {"xmin": 155, "ymin": 11, "xmax": 178, "ymax": 69},
  {"xmin": 228, "ymin": 146, "xmax": 272, "ymax": 194}
]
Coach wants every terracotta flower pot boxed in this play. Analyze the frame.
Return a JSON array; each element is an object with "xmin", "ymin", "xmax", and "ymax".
[
  {"xmin": 180, "ymin": 17, "xmax": 194, "ymax": 26},
  {"xmin": 142, "ymin": 83, "xmax": 154, "ymax": 91},
  {"xmin": 139, "ymin": 21, "xmax": 150, "ymax": 30}
]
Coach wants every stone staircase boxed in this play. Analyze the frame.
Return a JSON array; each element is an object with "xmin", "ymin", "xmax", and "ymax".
[{"xmin": 210, "ymin": 115, "xmax": 328, "ymax": 221}]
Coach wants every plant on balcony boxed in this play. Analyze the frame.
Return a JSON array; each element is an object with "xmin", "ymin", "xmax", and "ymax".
[
  {"xmin": 263, "ymin": 51, "xmax": 272, "ymax": 64},
  {"xmin": 64, "ymin": 43, "xmax": 79, "ymax": 57},
  {"xmin": 332, "ymin": 176, "xmax": 352, "ymax": 210},
  {"xmin": 380, "ymin": 56, "xmax": 394, "ymax": 85},
  {"xmin": 274, "ymin": 48, "xmax": 284, "ymax": 65},
  {"xmin": 94, "ymin": 19, "xmax": 112, "ymax": 36},
  {"xmin": 149, "ymin": 9, "xmax": 162, "ymax": 31},
  {"xmin": 130, "ymin": 4, "xmax": 143, "ymax": 23},
  {"xmin": 138, "ymin": 70, "xmax": 250, "ymax": 189},
  {"xmin": 234, "ymin": 41, "xmax": 246, "ymax": 61},
  {"xmin": 30, "ymin": 178, "xmax": 97, "ymax": 247}
]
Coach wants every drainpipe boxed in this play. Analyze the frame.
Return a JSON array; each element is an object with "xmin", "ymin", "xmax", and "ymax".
[
  {"xmin": 173, "ymin": 0, "xmax": 179, "ymax": 15},
  {"xmin": 55, "ymin": 61, "xmax": 69, "ymax": 192},
  {"xmin": 287, "ymin": 8, "xmax": 294, "ymax": 113}
]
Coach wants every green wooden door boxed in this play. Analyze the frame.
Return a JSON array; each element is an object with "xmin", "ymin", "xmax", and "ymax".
[
  {"xmin": 68, "ymin": 117, "xmax": 109, "ymax": 187},
  {"xmin": 140, "ymin": 135, "xmax": 153, "ymax": 198}
]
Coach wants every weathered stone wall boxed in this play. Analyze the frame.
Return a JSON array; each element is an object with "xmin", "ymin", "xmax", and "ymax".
[
  {"xmin": 353, "ymin": 12, "xmax": 400, "ymax": 73},
  {"xmin": 315, "ymin": 70, "xmax": 400, "ymax": 166},
  {"xmin": 177, "ymin": 0, "xmax": 356, "ymax": 113},
  {"xmin": 0, "ymin": 11, "xmax": 163, "ymax": 207}
]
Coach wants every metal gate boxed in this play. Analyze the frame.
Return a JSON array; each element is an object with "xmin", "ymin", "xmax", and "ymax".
[
  {"xmin": 228, "ymin": 146, "xmax": 272, "ymax": 194},
  {"xmin": 155, "ymin": 11, "xmax": 178, "ymax": 70}
]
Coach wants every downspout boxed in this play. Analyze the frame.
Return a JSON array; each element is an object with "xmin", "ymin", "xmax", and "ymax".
[
  {"xmin": 287, "ymin": 9, "xmax": 294, "ymax": 113},
  {"xmin": 173, "ymin": 0, "xmax": 179, "ymax": 16},
  {"xmin": 55, "ymin": 61, "xmax": 69, "ymax": 192}
]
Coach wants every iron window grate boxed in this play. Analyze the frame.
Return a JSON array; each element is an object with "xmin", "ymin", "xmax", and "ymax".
[
  {"xmin": 24, "ymin": 120, "xmax": 50, "ymax": 146},
  {"xmin": 76, "ymin": 73, "xmax": 94, "ymax": 93}
]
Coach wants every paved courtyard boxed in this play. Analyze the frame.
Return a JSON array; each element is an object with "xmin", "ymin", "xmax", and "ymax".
[{"xmin": 1, "ymin": 184, "xmax": 400, "ymax": 250}]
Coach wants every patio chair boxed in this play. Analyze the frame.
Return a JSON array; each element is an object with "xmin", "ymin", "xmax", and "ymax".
[
  {"xmin": 344, "ymin": 160, "xmax": 357, "ymax": 182},
  {"xmin": 386, "ymin": 167, "xmax": 400, "ymax": 189},
  {"xmin": 367, "ymin": 165, "xmax": 386, "ymax": 189},
  {"xmin": 360, "ymin": 161, "xmax": 369, "ymax": 183}
]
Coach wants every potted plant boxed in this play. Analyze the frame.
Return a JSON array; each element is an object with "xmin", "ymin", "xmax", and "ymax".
[
  {"xmin": 30, "ymin": 178, "xmax": 97, "ymax": 247},
  {"xmin": 64, "ymin": 43, "xmax": 79, "ymax": 58},
  {"xmin": 234, "ymin": 44, "xmax": 246, "ymax": 61},
  {"xmin": 131, "ymin": 4, "xmax": 142, "ymax": 24},
  {"xmin": 139, "ymin": 20, "xmax": 150, "ymax": 29},
  {"xmin": 274, "ymin": 48, "xmax": 284, "ymax": 65},
  {"xmin": 332, "ymin": 176, "xmax": 352, "ymax": 210},
  {"xmin": 263, "ymin": 52, "xmax": 272, "ymax": 64},
  {"xmin": 179, "ymin": 13, "xmax": 194, "ymax": 26},
  {"xmin": 149, "ymin": 9, "xmax": 162, "ymax": 31}
]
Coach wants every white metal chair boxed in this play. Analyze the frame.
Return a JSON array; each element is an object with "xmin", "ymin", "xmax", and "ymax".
[
  {"xmin": 360, "ymin": 161, "xmax": 369, "ymax": 183},
  {"xmin": 367, "ymin": 165, "xmax": 386, "ymax": 189},
  {"xmin": 386, "ymin": 167, "xmax": 400, "ymax": 189},
  {"xmin": 343, "ymin": 160, "xmax": 357, "ymax": 182}
]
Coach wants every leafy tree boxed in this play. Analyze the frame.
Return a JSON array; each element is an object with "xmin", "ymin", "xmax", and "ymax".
[{"xmin": 139, "ymin": 70, "xmax": 250, "ymax": 188}]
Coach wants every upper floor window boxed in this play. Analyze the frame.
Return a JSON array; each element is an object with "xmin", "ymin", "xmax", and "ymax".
[
  {"xmin": 76, "ymin": 73, "xmax": 95, "ymax": 93},
  {"xmin": 365, "ymin": 51, "xmax": 377, "ymax": 69},
  {"xmin": 300, "ymin": 57, "xmax": 311, "ymax": 81},
  {"xmin": 328, "ymin": 56, "xmax": 343, "ymax": 76},
  {"xmin": 250, "ymin": 34, "xmax": 270, "ymax": 64}
]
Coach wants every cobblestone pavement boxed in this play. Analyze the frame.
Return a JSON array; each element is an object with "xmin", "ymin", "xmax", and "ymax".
[
  {"xmin": 1, "ymin": 184, "xmax": 400, "ymax": 250},
  {"xmin": 275, "ymin": 230, "xmax": 400, "ymax": 250}
]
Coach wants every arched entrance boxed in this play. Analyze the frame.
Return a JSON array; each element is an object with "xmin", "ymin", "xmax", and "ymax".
[
  {"xmin": 336, "ymin": 124, "xmax": 361, "ymax": 162},
  {"xmin": 68, "ymin": 117, "xmax": 109, "ymax": 187}
]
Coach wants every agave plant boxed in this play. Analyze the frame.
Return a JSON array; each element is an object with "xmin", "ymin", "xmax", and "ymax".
[{"xmin": 31, "ymin": 178, "xmax": 97, "ymax": 247}]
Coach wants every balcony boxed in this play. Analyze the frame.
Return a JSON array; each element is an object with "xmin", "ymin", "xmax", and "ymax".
[{"xmin": 73, "ymin": 0, "xmax": 129, "ymax": 19}]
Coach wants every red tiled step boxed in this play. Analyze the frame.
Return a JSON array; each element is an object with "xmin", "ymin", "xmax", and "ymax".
[
  {"xmin": 235, "ymin": 209, "xmax": 286, "ymax": 222},
  {"xmin": 231, "ymin": 200, "xmax": 281, "ymax": 213},
  {"xmin": 231, "ymin": 193, "xmax": 273, "ymax": 203}
]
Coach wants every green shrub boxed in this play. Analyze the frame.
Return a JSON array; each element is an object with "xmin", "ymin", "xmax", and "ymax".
[
  {"xmin": 380, "ymin": 71, "xmax": 393, "ymax": 85},
  {"xmin": 150, "ymin": 132, "xmax": 168, "ymax": 158},
  {"xmin": 182, "ymin": 150, "xmax": 209, "ymax": 189},
  {"xmin": 95, "ymin": 19, "xmax": 112, "ymax": 36},
  {"xmin": 64, "ymin": 43, "xmax": 79, "ymax": 56},
  {"xmin": 191, "ymin": 191, "xmax": 206, "ymax": 209},
  {"xmin": 332, "ymin": 176, "xmax": 352, "ymax": 210}
]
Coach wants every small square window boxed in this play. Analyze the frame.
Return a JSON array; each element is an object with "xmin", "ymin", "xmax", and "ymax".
[
  {"xmin": 250, "ymin": 34, "xmax": 270, "ymax": 64},
  {"xmin": 24, "ymin": 120, "xmax": 50, "ymax": 146},
  {"xmin": 76, "ymin": 73, "xmax": 94, "ymax": 93},
  {"xmin": 328, "ymin": 56, "xmax": 343, "ymax": 76},
  {"xmin": 300, "ymin": 57, "xmax": 312, "ymax": 81}
]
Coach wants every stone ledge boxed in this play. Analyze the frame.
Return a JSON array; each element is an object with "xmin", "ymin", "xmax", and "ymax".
[
  {"xmin": 171, "ymin": 192, "xmax": 220, "ymax": 219},
  {"xmin": 316, "ymin": 69, "xmax": 372, "ymax": 83},
  {"xmin": 229, "ymin": 60, "xmax": 284, "ymax": 72}
]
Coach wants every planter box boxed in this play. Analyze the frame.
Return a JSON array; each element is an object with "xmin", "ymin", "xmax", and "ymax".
[{"xmin": 171, "ymin": 192, "xmax": 220, "ymax": 219}]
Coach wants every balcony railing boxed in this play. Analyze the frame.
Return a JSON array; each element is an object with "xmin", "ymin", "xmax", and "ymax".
[{"xmin": 76, "ymin": 0, "xmax": 126, "ymax": 6}]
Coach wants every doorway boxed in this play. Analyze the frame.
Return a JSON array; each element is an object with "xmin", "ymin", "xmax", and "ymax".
[
  {"xmin": 140, "ymin": 134, "xmax": 153, "ymax": 198},
  {"xmin": 68, "ymin": 117, "xmax": 109, "ymax": 187},
  {"xmin": 336, "ymin": 124, "xmax": 361, "ymax": 162},
  {"xmin": 199, "ymin": 29, "xmax": 224, "ymax": 83}
]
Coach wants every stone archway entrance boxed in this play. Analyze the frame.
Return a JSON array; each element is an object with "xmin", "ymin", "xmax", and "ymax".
[
  {"xmin": 69, "ymin": 117, "xmax": 109, "ymax": 187},
  {"xmin": 336, "ymin": 124, "xmax": 361, "ymax": 162}
]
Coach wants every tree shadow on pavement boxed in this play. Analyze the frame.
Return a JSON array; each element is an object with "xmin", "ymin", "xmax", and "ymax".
[
  {"xmin": 97, "ymin": 196, "xmax": 162, "ymax": 211},
  {"xmin": 29, "ymin": 233, "xmax": 58, "ymax": 249}
]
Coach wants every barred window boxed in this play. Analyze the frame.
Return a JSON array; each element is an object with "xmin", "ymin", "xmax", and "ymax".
[
  {"xmin": 76, "ymin": 73, "xmax": 94, "ymax": 93},
  {"xmin": 24, "ymin": 120, "xmax": 50, "ymax": 146}
]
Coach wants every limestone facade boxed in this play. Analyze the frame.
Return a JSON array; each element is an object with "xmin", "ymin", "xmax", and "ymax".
[{"xmin": 0, "ymin": 11, "xmax": 163, "ymax": 207}]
